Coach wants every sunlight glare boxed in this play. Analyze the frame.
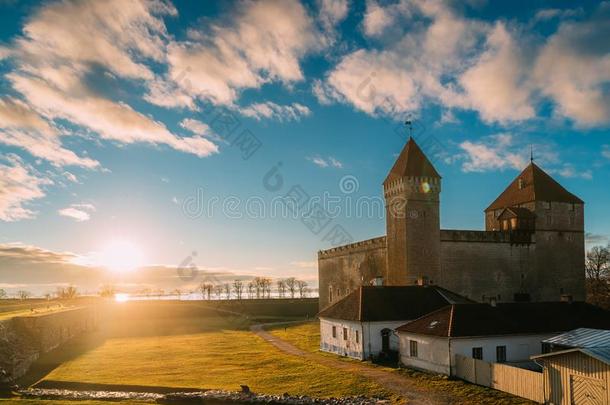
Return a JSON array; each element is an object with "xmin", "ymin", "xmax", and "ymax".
[{"xmin": 99, "ymin": 239, "xmax": 143, "ymax": 273}]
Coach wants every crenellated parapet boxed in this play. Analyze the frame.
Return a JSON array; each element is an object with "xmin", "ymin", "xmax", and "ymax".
[
  {"xmin": 441, "ymin": 229, "xmax": 535, "ymax": 245},
  {"xmin": 383, "ymin": 176, "xmax": 441, "ymax": 198},
  {"xmin": 318, "ymin": 236, "xmax": 387, "ymax": 259}
]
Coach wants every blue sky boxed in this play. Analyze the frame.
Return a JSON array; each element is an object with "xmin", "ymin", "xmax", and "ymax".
[{"xmin": 0, "ymin": 0, "xmax": 609, "ymax": 295}]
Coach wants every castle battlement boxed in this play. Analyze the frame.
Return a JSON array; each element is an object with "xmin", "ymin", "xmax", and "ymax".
[
  {"xmin": 440, "ymin": 229, "xmax": 536, "ymax": 244},
  {"xmin": 318, "ymin": 236, "xmax": 386, "ymax": 259}
]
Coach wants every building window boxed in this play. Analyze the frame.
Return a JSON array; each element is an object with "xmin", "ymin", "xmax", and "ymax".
[
  {"xmin": 543, "ymin": 201, "xmax": 551, "ymax": 210},
  {"xmin": 546, "ymin": 215, "xmax": 552, "ymax": 226},
  {"xmin": 355, "ymin": 330, "xmax": 359, "ymax": 344},
  {"xmin": 332, "ymin": 326, "xmax": 336, "ymax": 338},
  {"xmin": 409, "ymin": 340, "xmax": 418, "ymax": 358},
  {"xmin": 329, "ymin": 286, "xmax": 333, "ymax": 303},
  {"xmin": 496, "ymin": 346, "xmax": 506, "ymax": 363},
  {"xmin": 472, "ymin": 347, "xmax": 483, "ymax": 360},
  {"xmin": 343, "ymin": 327, "xmax": 348, "ymax": 340}
]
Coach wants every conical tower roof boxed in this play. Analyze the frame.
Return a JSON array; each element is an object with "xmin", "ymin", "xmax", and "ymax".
[
  {"xmin": 486, "ymin": 162, "xmax": 583, "ymax": 212},
  {"xmin": 384, "ymin": 137, "xmax": 441, "ymax": 185}
]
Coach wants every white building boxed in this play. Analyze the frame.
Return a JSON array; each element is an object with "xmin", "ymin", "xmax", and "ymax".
[
  {"xmin": 318, "ymin": 285, "xmax": 471, "ymax": 360},
  {"xmin": 397, "ymin": 302, "xmax": 610, "ymax": 375}
]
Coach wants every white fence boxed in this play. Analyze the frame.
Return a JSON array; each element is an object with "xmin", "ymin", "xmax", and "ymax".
[{"xmin": 455, "ymin": 354, "xmax": 544, "ymax": 403}]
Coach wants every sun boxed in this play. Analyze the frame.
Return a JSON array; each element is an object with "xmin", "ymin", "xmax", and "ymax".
[{"xmin": 99, "ymin": 239, "xmax": 143, "ymax": 273}]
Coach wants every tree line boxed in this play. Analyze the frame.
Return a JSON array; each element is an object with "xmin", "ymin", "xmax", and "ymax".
[
  {"xmin": 197, "ymin": 277, "xmax": 309, "ymax": 300},
  {"xmin": 586, "ymin": 244, "xmax": 610, "ymax": 309},
  {"xmin": 0, "ymin": 286, "xmax": 79, "ymax": 300}
]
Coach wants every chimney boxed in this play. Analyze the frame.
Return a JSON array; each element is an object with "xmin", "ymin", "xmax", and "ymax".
[
  {"xmin": 416, "ymin": 276, "xmax": 429, "ymax": 286},
  {"xmin": 371, "ymin": 276, "xmax": 383, "ymax": 287}
]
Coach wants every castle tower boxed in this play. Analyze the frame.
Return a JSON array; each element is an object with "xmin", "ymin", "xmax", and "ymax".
[
  {"xmin": 485, "ymin": 162, "xmax": 585, "ymax": 301},
  {"xmin": 383, "ymin": 138, "xmax": 441, "ymax": 286}
]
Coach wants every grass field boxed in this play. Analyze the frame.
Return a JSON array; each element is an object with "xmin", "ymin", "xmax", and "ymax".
[
  {"xmin": 268, "ymin": 321, "xmax": 534, "ymax": 405},
  {"xmin": 41, "ymin": 318, "xmax": 394, "ymax": 400}
]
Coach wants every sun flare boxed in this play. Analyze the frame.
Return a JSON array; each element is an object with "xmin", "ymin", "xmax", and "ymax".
[{"xmin": 99, "ymin": 239, "xmax": 143, "ymax": 273}]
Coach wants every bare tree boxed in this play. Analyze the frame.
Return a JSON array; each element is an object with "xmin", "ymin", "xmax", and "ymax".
[
  {"xmin": 253, "ymin": 277, "xmax": 263, "ymax": 299},
  {"xmin": 586, "ymin": 245, "xmax": 610, "ymax": 308},
  {"xmin": 276, "ymin": 279, "xmax": 286, "ymax": 298},
  {"xmin": 199, "ymin": 283, "xmax": 213, "ymax": 300},
  {"xmin": 223, "ymin": 283, "xmax": 231, "ymax": 299},
  {"xmin": 17, "ymin": 290, "xmax": 30, "ymax": 300},
  {"xmin": 247, "ymin": 281, "xmax": 255, "ymax": 299},
  {"xmin": 285, "ymin": 277, "xmax": 297, "ymax": 298},
  {"xmin": 260, "ymin": 277, "xmax": 272, "ymax": 298},
  {"xmin": 214, "ymin": 284, "xmax": 223, "ymax": 300},
  {"xmin": 297, "ymin": 280, "xmax": 309, "ymax": 298},
  {"xmin": 99, "ymin": 284, "xmax": 116, "ymax": 298},
  {"xmin": 0, "ymin": 289, "xmax": 6, "ymax": 299},
  {"xmin": 233, "ymin": 280, "xmax": 244, "ymax": 300},
  {"xmin": 56, "ymin": 286, "xmax": 78, "ymax": 300},
  {"xmin": 173, "ymin": 288, "xmax": 182, "ymax": 299}
]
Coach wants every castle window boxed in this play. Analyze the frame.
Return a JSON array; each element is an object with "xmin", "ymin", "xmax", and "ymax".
[
  {"xmin": 332, "ymin": 326, "xmax": 337, "ymax": 338},
  {"xmin": 543, "ymin": 201, "xmax": 551, "ymax": 210},
  {"xmin": 496, "ymin": 346, "xmax": 507, "ymax": 363},
  {"xmin": 410, "ymin": 340, "xmax": 418, "ymax": 358},
  {"xmin": 510, "ymin": 218, "xmax": 518, "ymax": 229},
  {"xmin": 355, "ymin": 330, "xmax": 359, "ymax": 344},
  {"xmin": 502, "ymin": 220, "xmax": 510, "ymax": 231},
  {"xmin": 343, "ymin": 327, "xmax": 348, "ymax": 340}
]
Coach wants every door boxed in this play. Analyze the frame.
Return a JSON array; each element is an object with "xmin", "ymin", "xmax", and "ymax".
[
  {"xmin": 570, "ymin": 375, "xmax": 606, "ymax": 405},
  {"xmin": 381, "ymin": 329, "xmax": 391, "ymax": 352}
]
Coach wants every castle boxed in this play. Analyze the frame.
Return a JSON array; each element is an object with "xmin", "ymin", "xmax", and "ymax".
[{"xmin": 318, "ymin": 137, "xmax": 585, "ymax": 310}]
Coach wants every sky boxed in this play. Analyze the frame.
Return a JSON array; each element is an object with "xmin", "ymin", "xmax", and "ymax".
[{"xmin": 0, "ymin": 0, "xmax": 609, "ymax": 296}]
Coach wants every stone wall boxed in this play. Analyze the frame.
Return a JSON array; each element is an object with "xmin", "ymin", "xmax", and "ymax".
[
  {"xmin": 0, "ymin": 307, "xmax": 98, "ymax": 383},
  {"xmin": 439, "ymin": 230, "xmax": 536, "ymax": 302},
  {"xmin": 318, "ymin": 237, "xmax": 386, "ymax": 310}
]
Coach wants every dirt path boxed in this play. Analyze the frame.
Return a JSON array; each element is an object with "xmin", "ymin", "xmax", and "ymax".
[{"xmin": 250, "ymin": 324, "xmax": 453, "ymax": 405}]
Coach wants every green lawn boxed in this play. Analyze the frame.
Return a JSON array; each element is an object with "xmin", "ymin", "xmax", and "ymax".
[
  {"xmin": 268, "ymin": 321, "xmax": 534, "ymax": 405},
  {"xmin": 43, "ymin": 328, "xmax": 394, "ymax": 400},
  {"xmin": 268, "ymin": 321, "xmax": 321, "ymax": 353}
]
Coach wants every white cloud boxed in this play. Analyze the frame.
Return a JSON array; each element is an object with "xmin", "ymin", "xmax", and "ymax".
[
  {"xmin": 322, "ymin": 1, "xmax": 610, "ymax": 127},
  {"xmin": 307, "ymin": 155, "xmax": 343, "ymax": 168},
  {"xmin": 318, "ymin": 0, "xmax": 349, "ymax": 32},
  {"xmin": 0, "ymin": 154, "xmax": 50, "ymax": 221},
  {"xmin": 58, "ymin": 203, "xmax": 96, "ymax": 222},
  {"xmin": 0, "ymin": 98, "xmax": 100, "ymax": 168},
  {"xmin": 533, "ymin": 8, "xmax": 583, "ymax": 22},
  {"xmin": 362, "ymin": 0, "xmax": 395, "ymax": 37},
  {"xmin": 157, "ymin": 0, "xmax": 321, "ymax": 106},
  {"xmin": 459, "ymin": 23, "xmax": 536, "ymax": 123},
  {"xmin": 240, "ymin": 102, "xmax": 311, "ymax": 121},
  {"xmin": 63, "ymin": 171, "xmax": 78, "ymax": 183},
  {"xmin": 460, "ymin": 135, "xmax": 527, "ymax": 173},
  {"xmin": 603, "ymin": 146, "xmax": 610, "ymax": 160},
  {"xmin": 534, "ymin": 3, "xmax": 610, "ymax": 126},
  {"xmin": 557, "ymin": 164, "xmax": 592, "ymax": 180},
  {"xmin": 4, "ymin": 0, "xmax": 219, "ymax": 161}
]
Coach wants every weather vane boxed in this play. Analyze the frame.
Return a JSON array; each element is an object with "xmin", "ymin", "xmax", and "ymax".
[{"xmin": 405, "ymin": 120, "xmax": 413, "ymax": 139}]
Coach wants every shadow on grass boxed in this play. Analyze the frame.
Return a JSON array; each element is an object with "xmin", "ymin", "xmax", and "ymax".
[
  {"xmin": 33, "ymin": 380, "xmax": 206, "ymax": 393},
  {"xmin": 15, "ymin": 331, "xmax": 106, "ymax": 388}
]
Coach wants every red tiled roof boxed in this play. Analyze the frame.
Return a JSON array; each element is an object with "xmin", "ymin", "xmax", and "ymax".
[
  {"xmin": 486, "ymin": 163, "xmax": 583, "ymax": 212},
  {"xmin": 317, "ymin": 286, "xmax": 472, "ymax": 322},
  {"xmin": 396, "ymin": 302, "xmax": 610, "ymax": 337},
  {"xmin": 384, "ymin": 137, "xmax": 441, "ymax": 185}
]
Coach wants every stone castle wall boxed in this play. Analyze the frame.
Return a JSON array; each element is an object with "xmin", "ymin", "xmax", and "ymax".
[
  {"xmin": 0, "ymin": 306, "xmax": 98, "ymax": 383},
  {"xmin": 318, "ymin": 237, "xmax": 387, "ymax": 309}
]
